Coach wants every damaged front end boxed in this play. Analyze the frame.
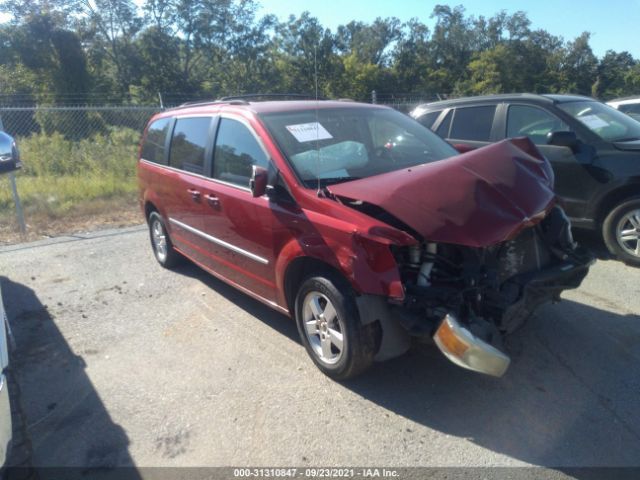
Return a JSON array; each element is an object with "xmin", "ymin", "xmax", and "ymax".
[
  {"xmin": 329, "ymin": 138, "xmax": 594, "ymax": 377},
  {"xmin": 390, "ymin": 206, "xmax": 592, "ymax": 376}
]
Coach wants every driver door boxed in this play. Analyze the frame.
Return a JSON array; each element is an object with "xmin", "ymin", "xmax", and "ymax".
[{"xmin": 505, "ymin": 103, "xmax": 597, "ymax": 220}]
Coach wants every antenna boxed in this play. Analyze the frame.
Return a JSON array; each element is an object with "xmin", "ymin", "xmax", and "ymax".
[{"xmin": 314, "ymin": 45, "xmax": 322, "ymax": 195}]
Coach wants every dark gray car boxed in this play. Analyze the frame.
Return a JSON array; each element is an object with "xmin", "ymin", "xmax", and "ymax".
[{"xmin": 411, "ymin": 94, "xmax": 640, "ymax": 266}]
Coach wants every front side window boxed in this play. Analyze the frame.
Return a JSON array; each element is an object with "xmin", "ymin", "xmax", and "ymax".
[
  {"xmin": 260, "ymin": 107, "xmax": 457, "ymax": 188},
  {"xmin": 141, "ymin": 117, "xmax": 171, "ymax": 164},
  {"xmin": 449, "ymin": 106, "xmax": 496, "ymax": 141},
  {"xmin": 213, "ymin": 118, "xmax": 269, "ymax": 187},
  {"xmin": 168, "ymin": 117, "xmax": 212, "ymax": 174},
  {"xmin": 507, "ymin": 105, "xmax": 570, "ymax": 144},
  {"xmin": 558, "ymin": 101, "xmax": 640, "ymax": 143}
]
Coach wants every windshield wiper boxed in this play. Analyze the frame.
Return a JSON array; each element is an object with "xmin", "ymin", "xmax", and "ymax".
[
  {"xmin": 613, "ymin": 137, "xmax": 640, "ymax": 142},
  {"xmin": 314, "ymin": 176, "xmax": 361, "ymax": 186}
]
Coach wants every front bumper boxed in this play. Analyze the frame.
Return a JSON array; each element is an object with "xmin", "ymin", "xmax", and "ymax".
[
  {"xmin": 498, "ymin": 248, "xmax": 594, "ymax": 334},
  {"xmin": 0, "ymin": 373, "xmax": 11, "ymax": 468}
]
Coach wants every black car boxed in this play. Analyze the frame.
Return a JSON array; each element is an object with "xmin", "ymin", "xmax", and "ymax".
[{"xmin": 411, "ymin": 94, "xmax": 640, "ymax": 266}]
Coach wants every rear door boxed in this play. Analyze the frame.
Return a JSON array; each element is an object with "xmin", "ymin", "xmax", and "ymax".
[
  {"xmin": 162, "ymin": 115, "xmax": 218, "ymax": 263},
  {"xmin": 442, "ymin": 104, "xmax": 499, "ymax": 150}
]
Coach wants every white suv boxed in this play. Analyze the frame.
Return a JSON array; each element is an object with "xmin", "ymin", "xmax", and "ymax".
[
  {"xmin": 0, "ymin": 285, "xmax": 11, "ymax": 468},
  {"xmin": 607, "ymin": 97, "xmax": 640, "ymax": 121}
]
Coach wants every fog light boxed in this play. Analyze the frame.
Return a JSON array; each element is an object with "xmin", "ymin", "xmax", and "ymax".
[{"xmin": 433, "ymin": 314, "xmax": 510, "ymax": 377}]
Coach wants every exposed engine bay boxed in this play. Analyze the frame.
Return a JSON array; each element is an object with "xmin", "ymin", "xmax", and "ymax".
[{"xmin": 390, "ymin": 206, "xmax": 591, "ymax": 337}]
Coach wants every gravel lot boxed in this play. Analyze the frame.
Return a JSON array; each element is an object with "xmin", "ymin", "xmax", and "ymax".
[{"xmin": 0, "ymin": 225, "xmax": 639, "ymax": 469}]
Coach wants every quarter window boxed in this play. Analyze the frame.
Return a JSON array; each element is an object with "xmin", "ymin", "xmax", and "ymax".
[
  {"xmin": 141, "ymin": 118, "xmax": 171, "ymax": 164},
  {"xmin": 435, "ymin": 110, "xmax": 453, "ymax": 138},
  {"xmin": 507, "ymin": 105, "xmax": 570, "ymax": 144},
  {"xmin": 168, "ymin": 117, "xmax": 212, "ymax": 174},
  {"xmin": 213, "ymin": 118, "xmax": 269, "ymax": 187},
  {"xmin": 417, "ymin": 111, "xmax": 441, "ymax": 129},
  {"xmin": 450, "ymin": 106, "xmax": 496, "ymax": 141}
]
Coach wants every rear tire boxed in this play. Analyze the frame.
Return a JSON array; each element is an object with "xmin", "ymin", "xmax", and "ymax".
[
  {"xmin": 148, "ymin": 211, "xmax": 181, "ymax": 268},
  {"xmin": 602, "ymin": 197, "xmax": 640, "ymax": 267},
  {"xmin": 294, "ymin": 272, "xmax": 377, "ymax": 380}
]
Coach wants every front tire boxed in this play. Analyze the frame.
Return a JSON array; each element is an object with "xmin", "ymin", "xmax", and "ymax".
[
  {"xmin": 148, "ymin": 211, "xmax": 181, "ymax": 268},
  {"xmin": 603, "ymin": 197, "xmax": 640, "ymax": 267},
  {"xmin": 294, "ymin": 273, "xmax": 377, "ymax": 380}
]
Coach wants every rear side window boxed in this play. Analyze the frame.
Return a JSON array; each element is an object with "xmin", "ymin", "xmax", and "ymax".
[
  {"xmin": 620, "ymin": 103, "xmax": 640, "ymax": 115},
  {"xmin": 450, "ymin": 106, "xmax": 496, "ymax": 141},
  {"xmin": 417, "ymin": 111, "xmax": 441, "ymax": 129},
  {"xmin": 168, "ymin": 117, "xmax": 212, "ymax": 174},
  {"xmin": 213, "ymin": 118, "xmax": 268, "ymax": 187},
  {"xmin": 141, "ymin": 118, "xmax": 171, "ymax": 164}
]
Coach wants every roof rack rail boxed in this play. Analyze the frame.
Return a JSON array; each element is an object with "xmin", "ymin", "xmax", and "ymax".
[
  {"xmin": 174, "ymin": 93, "xmax": 328, "ymax": 110},
  {"xmin": 218, "ymin": 93, "xmax": 327, "ymax": 102},
  {"xmin": 175, "ymin": 99, "xmax": 220, "ymax": 108}
]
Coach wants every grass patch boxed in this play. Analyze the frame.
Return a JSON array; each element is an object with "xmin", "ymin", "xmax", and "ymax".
[{"xmin": 0, "ymin": 128, "xmax": 142, "ymax": 243}]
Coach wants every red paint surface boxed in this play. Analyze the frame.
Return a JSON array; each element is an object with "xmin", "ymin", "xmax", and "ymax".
[
  {"xmin": 139, "ymin": 103, "xmax": 556, "ymax": 316},
  {"xmin": 328, "ymin": 138, "xmax": 556, "ymax": 248}
]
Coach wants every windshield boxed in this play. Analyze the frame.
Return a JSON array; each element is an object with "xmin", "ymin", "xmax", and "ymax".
[
  {"xmin": 259, "ymin": 107, "xmax": 458, "ymax": 188},
  {"xmin": 558, "ymin": 101, "xmax": 640, "ymax": 143}
]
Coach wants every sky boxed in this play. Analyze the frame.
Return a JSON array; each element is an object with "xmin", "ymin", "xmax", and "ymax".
[
  {"xmin": 256, "ymin": 0, "xmax": 640, "ymax": 58},
  {"xmin": 1, "ymin": 0, "xmax": 638, "ymax": 58}
]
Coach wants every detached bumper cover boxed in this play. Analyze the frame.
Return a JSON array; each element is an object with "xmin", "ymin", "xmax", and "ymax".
[{"xmin": 499, "ymin": 247, "xmax": 594, "ymax": 333}]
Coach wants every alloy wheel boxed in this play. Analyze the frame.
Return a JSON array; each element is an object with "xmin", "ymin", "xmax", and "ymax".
[
  {"xmin": 301, "ymin": 291, "xmax": 345, "ymax": 365},
  {"xmin": 151, "ymin": 218, "xmax": 168, "ymax": 263},
  {"xmin": 616, "ymin": 208, "xmax": 640, "ymax": 258}
]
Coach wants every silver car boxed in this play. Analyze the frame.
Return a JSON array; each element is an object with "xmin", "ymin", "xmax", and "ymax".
[{"xmin": 607, "ymin": 97, "xmax": 640, "ymax": 122}]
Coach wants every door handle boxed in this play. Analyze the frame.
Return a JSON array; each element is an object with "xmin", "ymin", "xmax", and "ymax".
[
  {"xmin": 187, "ymin": 188, "xmax": 201, "ymax": 201},
  {"xmin": 204, "ymin": 194, "xmax": 221, "ymax": 209}
]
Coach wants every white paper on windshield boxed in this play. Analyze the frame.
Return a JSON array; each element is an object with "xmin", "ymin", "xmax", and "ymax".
[
  {"xmin": 286, "ymin": 122, "xmax": 333, "ymax": 143},
  {"xmin": 578, "ymin": 115, "xmax": 609, "ymax": 129}
]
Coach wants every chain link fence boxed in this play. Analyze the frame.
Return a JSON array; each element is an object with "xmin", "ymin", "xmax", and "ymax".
[
  {"xmin": 372, "ymin": 91, "xmax": 454, "ymax": 113},
  {"xmin": 0, "ymin": 96, "xmax": 447, "ymax": 240},
  {"xmin": 0, "ymin": 105, "xmax": 162, "ymax": 140},
  {"xmin": 0, "ymin": 105, "xmax": 163, "ymax": 241}
]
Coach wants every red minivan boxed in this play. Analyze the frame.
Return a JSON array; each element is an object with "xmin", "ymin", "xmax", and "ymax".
[{"xmin": 138, "ymin": 98, "xmax": 593, "ymax": 380}]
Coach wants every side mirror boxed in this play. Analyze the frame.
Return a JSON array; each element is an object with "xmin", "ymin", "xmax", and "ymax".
[
  {"xmin": 547, "ymin": 131, "xmax": 579, "ymax": 151},
  {"xmin": 0, "ymin": 131, "xmax": 21, "ymax": 174},
  {"xmin": 249, "ymin": 165, "xmax": 268, "ymax": 198}
]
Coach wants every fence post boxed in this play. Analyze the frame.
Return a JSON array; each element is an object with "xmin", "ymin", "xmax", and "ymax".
[{"xmin": 0, "ymin": 115, "xmax": 27, "ymax": 239}]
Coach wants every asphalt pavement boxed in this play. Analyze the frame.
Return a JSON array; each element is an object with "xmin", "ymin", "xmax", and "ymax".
[{"xmin": 0, "ymin": 225, "xmax": 639, "ymax": 470}]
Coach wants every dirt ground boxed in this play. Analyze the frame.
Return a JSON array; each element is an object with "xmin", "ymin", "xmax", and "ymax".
[
  {"xmin": 1, "ymin": 226, "xmax": 639, "ymax": 470},
  {"xmin": 0, "ymin": 198, "xmax": 143, "ymax": 245}
]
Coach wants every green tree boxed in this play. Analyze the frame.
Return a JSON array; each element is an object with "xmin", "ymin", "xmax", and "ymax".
[{"xmin": 593, "ymin": 50, "xmax": 637, "ymax": 99}]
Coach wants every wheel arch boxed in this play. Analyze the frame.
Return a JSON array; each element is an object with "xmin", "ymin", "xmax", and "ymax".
[
  {"xmin": 144, "ymin": 200, "xmax": 158, "ymax": 221},
  {"xmin": 594, "ymin": 181, "xmax": 640, "ymax": 225},
  {"xmin": 282, "ymin": 256, "xmax": 346, "ymax": 316}
]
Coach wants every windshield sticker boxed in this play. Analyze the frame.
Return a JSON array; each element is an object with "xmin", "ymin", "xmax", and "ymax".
[
  {"xmin": 578, "ymin": 115, "xmax": 609, "ymax": 129},
  {"xmin": 286, "ymin": 122, "xmax": 333, "ymax": 143}
]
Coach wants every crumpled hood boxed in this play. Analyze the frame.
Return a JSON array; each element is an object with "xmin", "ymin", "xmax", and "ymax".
[{"xmin": 327, "ymin": 138, "xmax": 556, "ymax": 248}]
